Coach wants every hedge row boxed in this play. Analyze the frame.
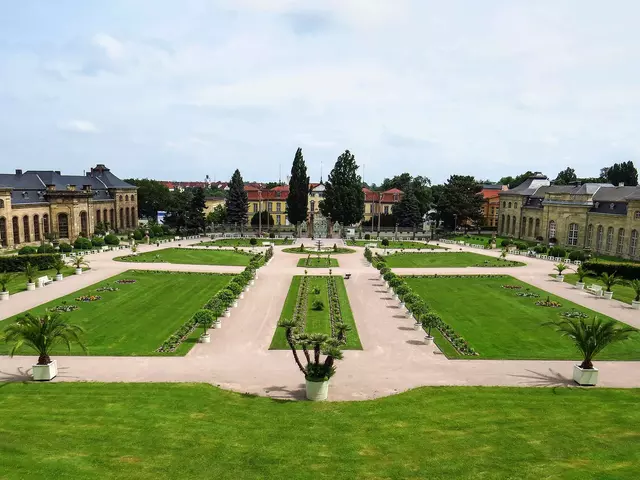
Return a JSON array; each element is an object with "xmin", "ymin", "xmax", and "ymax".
[
  {"xmin": 0, "ymin": 254, "xmax": 62, "ymax": 272},
  {"xmin": 582, "ymin": 261, "xmax": 640, "ymax": 280}
]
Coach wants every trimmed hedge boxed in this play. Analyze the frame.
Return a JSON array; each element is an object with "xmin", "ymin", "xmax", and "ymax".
[
  {"xmin": 583, "ymin": 261, "xmax": 640, "ymax": 280},
  {"xmin": 0, "ymin": 253, "xmax": 61, "ymax": 272},
  {"xmin": 59, "ymin": 242, "xmax": 72, "ymax": 253},
  {"xmin": 104, "ymin": 234, "xmax": 120, "ymax": 246},
  {"xmin": 37, "ymin": 244, "xmax": 55, "ymax": 254},
  {"xmin": 91, "ymin": 237, "xmax": 105, "ymax": 248},
  {"xmin": 18, "ymin": 246, "xmax": 38, "ymax": 255},
  {"xmin": 74, "ymin": 237, "xmax": 92, "ymax": 250}
]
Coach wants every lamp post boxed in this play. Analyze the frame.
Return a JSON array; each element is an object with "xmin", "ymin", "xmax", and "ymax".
[
  {"xmin": 258, "ymin": 190, "xmax": 262, "ymax": 237},
  {"xmin": 453, "ymin": 214, "xmax": 458, "ymax": 233}
]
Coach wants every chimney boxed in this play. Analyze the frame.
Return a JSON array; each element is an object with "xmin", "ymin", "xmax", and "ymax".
[
  {"xmin": 619, "ymin": 182, "xmax": 624, "ymax": 187},
  {"xmin": 54, "ymin": 171, "xmax": 61, "ymax": 175},
  {"xmin": 15, "ymin": 169, "xmax": 22, "ymax": 175}
]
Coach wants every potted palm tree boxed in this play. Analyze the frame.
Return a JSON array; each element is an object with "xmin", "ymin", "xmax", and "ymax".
[
  {"xmin": 1, "ymin": 312, "xmax": 86, "ymax": 381},
  {"xmin": 574, "ymin": 265, "xmax": 591, "ymax": 290},
  {"xmin": 70, "ymin": 256, "xmax": 89, "ymax": 275},
  {"xmin": 24, "ymin": 262, "xmax": 37, "ymax": 291},
  {"xmin": 630, "ymin": 279, "xmax": 640, "ymax": 310},
  {"xmin": 545, "ymin": 317, "xmax": 637, "ymax": 385},
  {"xmin": 278, "ymin": 319, "xmax": 343, "ymax": 401},
  {"xmin": 53, "ymin": 257, "xmax": 66, "ymax": 281},
  {"xmin": 601, "ymin": 272, "xmax": 619, "ymax": 300},
  {"xmin": 553, "ymin": 263, "xmax": 570, "ymax": 282},
  {"xmin": 0, "ymin": 271, "xmax": 15, "ymax": 301},
  {"xmin": 422, "ymin": 312, "xmax": 440, "ymax": 345}
]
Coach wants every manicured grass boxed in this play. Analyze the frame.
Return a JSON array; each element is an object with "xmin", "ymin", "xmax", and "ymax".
[
  {"xmin": 561, "ymin": 273, "xmax": 637, "ymax": 305},
  {"xmin": 283, "ymin": 247, "xmax": 355, "ymax": 254},
  {"xmin": 2, "ymin": 267, "xmax": 78, "ymax": 294},
  {"xmin": 0, "ymin": 271, "xmax": 231, "ymax": 356},
  {"xmin": 200, "ymin": 238, "xmax": 293, "ymax": 247},
  {"xmin": 404, "ymin": 275, "xmax": 640, "ymax": 360},
  {"xmin": 270, "ymin": 275, "xmax": 361, "ymax": 350},
  {"xmin": 348, "ymin": 239, "xmax": 445, "ymax": 249},
  {"xmin": 452, "ymin": 234, "xmax": 510, "ymax": 246},
  {"xmin": 1, "ymin": 383, "xmax": 640, "ymax": 479},
  {"xmin": 383, "ymin": 252, "xmax": 525, "ymax": 268},
  {"xmin": 115, "ymin": 248, "xmax": 252, "ymax": 266},
  {"xmin": 296, "ymin": 257, "xmax": 339, "ymax": 268}
]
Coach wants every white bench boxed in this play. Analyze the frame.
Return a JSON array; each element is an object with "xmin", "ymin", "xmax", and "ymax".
[
  {"xmin": 586, "ymin": 284, "xmax": 603, "ymax": 296},
  {"xmin": 37, "ymin": 276, "xmax": 53, "ymax": 288}
]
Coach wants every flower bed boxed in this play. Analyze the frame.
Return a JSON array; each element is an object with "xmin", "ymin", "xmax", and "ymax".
[
  {"xmin": 516, "ymin": 291, "xmax": 540, "ymax": 298},
  {"xmin": 535, "ymin": 297, "xmax": 562, "ymax": 308},
  {"xmin": 326, "ymin": 275, "xmax": 345, "ymax": 342},
  {"xmin": 116, "ymin": 279, "xmax": 137, "ymax": 284},
  {"xmin": 75, "ymin": 295, "xmax": 102, "ymax": 302},
  {"xmin": 49, "ymin": 302, "xmax": 78, "ymax": 313},
  {"xmin": 561, "ymin": 309, "xmax": 589, "ymax": 319},
  {"xmin": 502, "ymin": 285, "xmax": 522, "ymax": 290},
  {"xmin": 96, "ymin": 285, "xmax": 119, "ymax": 292}
]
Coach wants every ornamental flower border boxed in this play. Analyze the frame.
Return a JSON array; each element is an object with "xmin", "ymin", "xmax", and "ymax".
[
  {"xmin": 326, "ymin": 276, "xmax": 345, "ymax": 343},
  {"xmin": 75, "ymin": 295, "xmax": 101, "ymax": 302}
]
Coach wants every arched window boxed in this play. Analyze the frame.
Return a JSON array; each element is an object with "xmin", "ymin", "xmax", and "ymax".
[
  {"xmin": 514, "ymin": 203, "xmax": 518, "ymax": 209},
  {"xmin": 606, "ymin": 226, "xmax": 614, "ymax": 251},
  {"xmin": 527, "ymin": 218, "xmax": 533, "ymax": 237},
  {"xmin": 567, "ymin": 223, "xmax": 579, "ymax": 246},
  {"xmin": 96, "ymin": 209, "xmax": 101, "ymax": 224},
  {"xmin": 310, "ymin": 200, "xmax": 315, "ymax": 212},
  {"xmin": 506, "ymin": 215, "xmax": 511, "ymax": 235},
  {"xmin": 521, "ymin": 217, "xmax": 527, "ymax": 236},
  {"xmin": 635, "ymin": 211, "xmax": 640, "ymax": 220},
  {"xmin": 503, "ymin": 201, "xmax": 506, "ymax": 208},
  {"xmin": 119, "ymin": 195, "xmax": 123, "ymax": 202},
  {"xmin": 58, "ymin": 213, "xmax": 69, "ymax": 238},
  {"xmin": 131, "ymin": 207, "xmax": 136, "ymax": 227},
  {"xmin": 131, "ymin": 194, "xmax": 135, "ymax": 202},
  {"xmin": 511, "ymin": 216, "xmax": 516, "ymax": 235},
  {"xmin": 534, "ymin": 218, "xmax": 540, "ymax": 238},
  {"xmin": 125, "ymin": 195, "xmax": 129, "ymax": 202},
  {"xmin": 110, "ymin": 209, "xmax": 115, "ymax": 227},
  {"xmin": 23, "ymin": 216, "xmax": 30, "ymax": 242},
  {"xmin": 119, "ymin": 208, "xmax": 124, "ymax": 228},
  {"xmin": 508, "ymin": 202, "xmax": 512, "ymax": 209},
  {"xmin": 0, "ymin": 199, "xmax": 4, "ymax": 208},
  {"xmin": 596, "ymin": 225, "xmax": 604, "ymax": 251},
  {"xmin": 125, "ymin": 207, "xmax": 130, "ymax": 228},
  {"xmin": 617, "ymin": 228, "xmax": 625, "ymax": 255},
  {"xmin": 501, "ymin": 214, "xmax": 505, "ymax": 234},
  {"xmin": 0, "ymin": 217, "xmax": 7, "ymax": 246},
  {"xmin": 33, "ymin": 215, "xmax": 40, "ymax": 242},
  {"xmin": 12, "ymin": 216, "xmax": 19, "ymax": 244},
  {"xmin": 80, "ymin": 211, "xmax": 88, "ymax": 236},
  {"xmin": 630, "ymin": 230, "xmax": 638, "ymax": 257},
  {"xmin": 103, "ymin": 209, "xmax": 108, "ymax": 227},
  {"xmin": 586, "ymin": 224, "xmax": 593, "ymax": 248},
  {"xmin": 42, "ymin": 214, "xmax": 49, "ymax": 236},
  {"xmin": 548, "ymin": 220, "xmax": 556, "ymax": 239}
]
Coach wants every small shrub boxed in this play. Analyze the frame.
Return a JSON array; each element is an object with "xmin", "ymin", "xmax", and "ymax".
[
  {"xmin": 568, "ymin": 250, "xmax": 586, "ymax": 262},
  {"xmin": 299, "ymin": 243, "xmax": 304, "ymax": 252},
  {"xmin": 312, "ymin": 287, "xmax": 321, "ymax": 294},
  {"xmin": 250, "ymin": 238, "xmax": 257, "ymax": 246},
  {"xmin": 381, "ymin": 238, "xmax": 390, "ymax": 247},
  {"xmin": 91, "ymin": 237, "xmax": 105, "ymax": 248},
  {"xmin": 500, "ymin": 239, "xmax": 512, "ymax": 248},
  {"xmin": 133, "ymin": 230, "xmax": 144, "ymax": 241},
  {"xmin": 37, "ymin": 244, "xmax": 55, "ymax": 254},
  {"xmin": 311, "ymin": 299, "xmax": 325, "ymax": 311},
  {"xmin": 104, "ymin": 234, "xmax": 120, "ymax": 246},
  {"xmin": 533, "ymin": 245, "xmax": 547, "ymax": 254},
  {"xmin": 548, "ymin": 246, "xmax": 566, "ymax": 258},
  {"xmin": 269, "ymin": 232, "xmax": 276, "ymax": 239},
  {"xmin": 515, "ymin": 241, "xmax": 528, "ymax": 251},
  {"xmin": 18, "ymin": 246, "xmax": 38, "ymax": 255},
  {"xmin": 74, "ymin": 237, "xmax": 92, "ymax": 250},
  {"xmin": 364, "ymin": 233, "xmax": 371, "ymax": 240},
  {"xmin": 333, "ymin": 243, "xmax": 338, "ymax": 252},
  {"xmin": 59, "ymin": 242, "xmax": 72, "ymax": 253}
]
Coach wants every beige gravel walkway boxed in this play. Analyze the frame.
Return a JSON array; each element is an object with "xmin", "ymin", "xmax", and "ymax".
[{"xmin": 1, "ymin": 238, "xmax": 639, "ymax": 400}]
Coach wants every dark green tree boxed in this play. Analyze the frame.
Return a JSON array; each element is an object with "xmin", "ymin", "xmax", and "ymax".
[
  {"xmin": 319, "ymin": 150, "xmax": 365, "ymax": 230},
  {"xmin": 225, "ymin": 169, "xmax": 249, "ymax": 229},
  {"xmin": 392, "ymin": 188, "xmax": 423, "ymax": 236},
  {"xmin": 437, "ymin": 175, "xmax": 484, "ymax": 229},
  {"xmin": 605, "ymin": 161, "xmax": 638, "ymax": 186},
  {"xmin": 163, "ymin": 189, "xmax": 191, "ymax": 233},
  {"xmin": 123, "ymin": 178, "xmax": 171, "ymax": 219},
  {"xmin": 381, "ymin": 173, "xmax": 432, "ymax": 217},
  {"xmin": 250, "ymin": 210, "xmax": 273, "ymax": 227},
  {"xmin": 187, "ymin": 187, "xmax": 206, "ymax": 232},
  {"xmin": 206, "ymin": 205, "xmax": 227, "ymax": 226},
  {"xmin": 286, "ymin": 148, "xmax": 309, "ymax": 234},
  {"xmin": 553, "ymin": 167, "xmax": 577, "ymax": 185}
]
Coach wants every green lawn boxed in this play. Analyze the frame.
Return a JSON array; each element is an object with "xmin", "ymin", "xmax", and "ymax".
[
  {"xmin": 1, "ymin": 383, "xmax": 640, "ymax": 480},
  {"xmin": 561, "ymin": 273, "xmax": 637, "ymax": 305},
  {"xmin": 283, "ymin": 247, "xmax": 355, "ymax": 254},
  {"xmin": 404, "ymin": 275, "xmax": 640, "ymax": 360},
  {"xmin": 383, "ymin": 252, "xmax": 525, "ymax": 268},
  {"xmin": 451, "ymin": 234, "xmax": 510, "ymax": 246},
  {"xmin": 2, "ymin": 267, "xmax": 78, "ymax": 294},
  {"xmin": 115, "ymin": 248, "xmax": 252, "ymax": 266},
  {"xmin": 348, "ymin": 239, "xmax": 445, "ymax": 250},
  {"xmin": 296, "ymin": 257, "xmax": 339, "ymax": 268},
  {"xmin": 270, "ymin": 275, "xmax": 361, "ymax": 350},
  {"xmin": 0, "ymin": 271, "xmax": 230, "ymax": 356},
  {"xmin": 199, "ymin": 238, "xmax": 293, "ymax": 247}
]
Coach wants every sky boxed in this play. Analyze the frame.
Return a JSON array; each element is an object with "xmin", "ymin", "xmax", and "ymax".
[{"xmin": 1, "ymin": 0, "xmax": 640, "ymax": 185}]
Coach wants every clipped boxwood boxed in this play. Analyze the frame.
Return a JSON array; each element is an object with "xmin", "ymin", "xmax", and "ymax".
[
  {"xmin": 18, "ymin": 246, "xmax": 38, "ymax": 255},
  {"xmin": 37, "ymin": 244, "xmax": 55, "ymax": 254},
  {"xmin": 59, "ymin": 242, "xmax": 72, "ymax": 253},
  {"xmin": 74, "ymin": 237, "xmax": 92, "ymax": 250},
  {"xmin": 91, "ymin": 237, "xmax": 105, "ymax": 247},
  {"xmin": 104, "ymin": 234, "xmax": 120, "ymax": 246},
  {"xmin": 133, "ymin": 230, "xmax": 144, "ymax": 241},
  {"xmin": 583, "ymin": 260, "xmax": 640, "ymax": 280},
  {"xmin": 548, "ymin": 246, "xmax": 566, "ymax": 258},
  {"xmin": 0, "ymin": 253, "xmax": 61, "ymax": 272}
]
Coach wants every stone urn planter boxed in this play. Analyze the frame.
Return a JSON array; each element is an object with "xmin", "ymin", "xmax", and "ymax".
[
  {"xmin": 0, "ymin": 291, "xmax": 9, "ymax": 301},
  {"xmin": 575, "ymin": 282, "xmax": 585, "ymax": 290},
  {"xmin": 556, "ymin": 274, "xmax": 564, "ymax": 282},
  {"xmin": 55, "ymin": 273, "xmax": 64, "ymax": 281},
  {"xmin": 413, "ymin": 322, "xmax": 422, "ymax": 331},
  {"xmin": 75, "ymin": 268, "xmax": 83, "ymax": 275},
  {"xmin": 632, "ymin": 300, "xmax": 640, "ymax": 310},
  {"xmin": 26, "ymin": 282, "xmax": 36, "ymax": 291},
  {"xmin": 224, "ymin": 309, "xmax": 231, "ymax": 318},
  {"xmin": 214, "ymin": 320, "xmax": 222, "ymax": 329},
  {"xmin": 32, "ymin": 360, "xmax": 58, "ymax": 381},
  {"xmin": 199, "ymin": 333, "xmax": 211, "ymax": 343},
  {"xmin": 424, "ymin": 335, "xmax": 434, "ymax": 345},
  {"xmin": 305, "ymin": 379, "xmax": 329, "ymax": 401},
  {"xmin": 603, "ymin": 290, "xmax": 614, "ymax": 300},
  {"xmin": 573, "ymin": 365, "xmax": 598, "ymax": 386}
]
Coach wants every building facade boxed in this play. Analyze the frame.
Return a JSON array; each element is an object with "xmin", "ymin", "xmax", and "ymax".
[
  {"xmin": 0, "ymin": 165, "xmax": 137, "ymax": 248},
  {"xmin": 246, "ymin": 185, "xmax": 289, "ymax": 227},
  {"xmin": 498, "ymin": 174, "xmax": 640, "ymax": 259},
  {"xmin": 362, "ymin": 188, "xmax": 403, "ymax": 223},
  {"xmin": 480, "ymin": 184, "xmax": 508, "ymax": 227}
]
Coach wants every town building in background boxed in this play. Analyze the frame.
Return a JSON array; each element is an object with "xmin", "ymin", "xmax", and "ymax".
[{"xmin": 480, "ymin": 184, "xmax": 508, "ymax": 227}]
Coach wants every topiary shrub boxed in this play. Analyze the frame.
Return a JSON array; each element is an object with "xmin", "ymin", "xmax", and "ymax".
[
  {"xmin": 0, "ymin": 253, "xmax": 61, "ymax": 272},
  {"xmin": 104, "ymin": 234, "xmax": 120, "ymax": 246},
  {"xmin": 381, "ymin": 238, "xmax": 390, "ymax": 247},
  {"xmin": 500, "ymin": 239, "xmax": 512, "ymax": 248},
  {"xmin": 568, "ymin": 250, "xmax": 586, "ymax": 262},
  {"xmin": 74, "ymin": 237, "xmax": 92, "ymax": 250},
  {"xmin": 133, "ymin": 230, "xmax": 144, "ymax": 241},
  {"xmin": 91, "ymin": 237, "xmax": 105, "ymax": 248},
  {"xmin": 311, "ymin": 299, "xmax": 324, "ymax": 311},
  {"xmin": 364, "ymin": 233, "xmax": 371, "ymax": 240},
  {"xmin": 515, "ymin": 241, "xmax": 528, "ymax": 251},
  {"xmin": 548, "ymin": 246, "xmax": 566, "ymax": 258},
  {"xmin": 59, "ymin": 242, "xmax": 72, "ymax": 253},
  {"xmin": 227, "ymin": 282, "xmax": 242, "ymax": 296},
  {"xmin": 533, "ymin": 245, "xmax": 547, "ymax": 254},
  {"xmin": 37, "ymin": 244, "xmax": 55, "ymax": 254},
  {"xmin": 269, "ymin": 232, "xmax": 276, "ymax": 239},
  {"xmin": 18, "ymin": 246, "xmax": 37, "ymax": 255}
]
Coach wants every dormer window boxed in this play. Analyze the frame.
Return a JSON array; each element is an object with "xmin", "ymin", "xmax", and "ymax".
[
  {"xmin": 393, "ymin": 193, "xmax": 399, "ymax": 202},
  {"xmin": 595, "ymin": 202, "xmax": 600, "ymax": 208},
  {"xmin": 610, "ymin": 203, "xmax": 615, "ymax": 210},
  {"xmin": 635, "ymin": 211, "xmax": 640, "ymax": 220}
]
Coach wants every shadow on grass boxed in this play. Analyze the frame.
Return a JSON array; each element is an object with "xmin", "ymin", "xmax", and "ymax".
[{"xmin": 508, "ymin": 368, "xmax": 574, "ymax": 387}]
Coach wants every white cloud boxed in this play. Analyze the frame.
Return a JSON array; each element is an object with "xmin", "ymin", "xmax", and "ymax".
[
  {"xmin": 92, "ymin": 33, "xmax": 125, "ymax": 60},
  {"xmin": 58, "ymin": 120, "xmax": 100, "ymax": 133}
]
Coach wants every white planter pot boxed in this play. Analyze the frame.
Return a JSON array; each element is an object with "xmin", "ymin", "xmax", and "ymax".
[
  {"xmin": 424, "ymin": 335, "xmax": 434, "ymax": 345},
  {"xmin": 604, "ymin": 291, "xmax": 613, "ymax": 300},
  {"xmin": 378, "ymin": 274, "xmax": 383, "ymax": 280},
  {"xmin": 26, "ymin": 282, "xmax": 35, "ymax": 291},
  {"xmin": 199, "ymin": 333, "xmax": 211, "ymax": 343},
  {"xmin": 393, "ymin": 293, "xmax": 399, "ymax": 301},
  {"xmin": 632, "ymin": 300, "xmax": 640, "ymax": 310},
  {"xmin": 573, "ymin": 364, "xmax": 598, "ymax": 386},
  {"xmin": 250, "ymin": 280, "xmax": 255, "ymax": 286},
  {"xmin": 575, "ymin": 282, "xmax": 585, "ymax": 290},
  {"xmin": 556, "ymin": 274, "xmax": 564, "ymax": 282},
  {"xmin": 413, "ymin": 322, "xmax": 422, "ymax": 331},
  {"xmin": 233, "ymin": 300, "xmax": 238, "ymax": 308},
  {"xmin": 55, "ymin": 273, "xmax": 63, "ymax": 281},
  {"xmin": 0, "ymin": 291, "xmax": 9, "ymax": 301},
  {"xmin": 239, "ymin": 292, "xmax": 244, "ymax": 299},
  {"xmin": 243, "ymin": 286, "xmax": 249, "ymax": 292},
  {"xmin": 305, "ymin": 379, "xmax": 329, "ymax": 401},
  {"xmin": 224, "ymin": 310, "xmax": 231, "ymax": 318},
  {"xmin": 75, "ymin": 268, "xmax": 82, "ymax": 275},
  {"xmin": 406, "ymin": 310, "xmax": 412, "ymax": 319},
  {"xmin": 32, "ymin": 360, "xmax": 58, "ymax": 381},
  {"xmin": 213, "ymin": 321, "xmax": 222, "ymax": 329},
  {"xmin": 399, "ymin": 302, "xmax": 405, "ymax": 309}
]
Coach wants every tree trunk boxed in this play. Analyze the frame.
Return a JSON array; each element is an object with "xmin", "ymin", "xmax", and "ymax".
[
  {"xmin": 285, "ymin": 332, "xmax": 306, "ymax": 375},
  {"xmin": 580, "ymin": 359, "xmax": 594, "ymax": 370},
  {"xmin": 37, "ymin": 353, "xmax": 51, "ymax": 365}
]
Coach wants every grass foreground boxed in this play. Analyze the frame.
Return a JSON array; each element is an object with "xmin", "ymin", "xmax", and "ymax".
[
  {"xmin": 199, "ymin": 238, "xmax": 293, "ymax": 247},
  {"xmin": 1, "ymin": 383, "xmax": 639, "ymax": 479},
  {"xmin": 296, "ymin": 257, "xmax": 339, "ymax": 268},
  {"xmin": 560, "ymin": 273, "xmax": 637, "ymax": 305},
  {"xmin": 384, "ymin": 252, "xmax": 525, "ymax": 268},
  {"xmin": 404, "ymin": 275, "xmax": 640, "ymax": 360},
  {"xmin": 283, "ymin": 247, "xmax": 356, "ymax": 255},
  {"xmin": 0, "ymin": 270, "xmax": 231, "ymax": 356},
  {"xmin": 348, "ymin": 239, "xmax": 445, "ymax": 249},
  {"xmin": 115, "ymin": 248, "xmax": 252, "ymax": 266}
]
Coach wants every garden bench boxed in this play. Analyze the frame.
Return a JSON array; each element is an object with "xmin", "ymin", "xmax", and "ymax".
[
  {"xmin": 37, "ymin": 275, "xmax": 53, "ymax": 287},
  {"xmin": 344, "ymin": 273, "xmax": 351, "ymax": 280},
  {"xmin": 586, "ymin": 284, "xmax": 603, "ymax": 297}
]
